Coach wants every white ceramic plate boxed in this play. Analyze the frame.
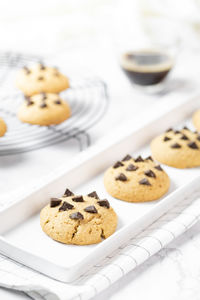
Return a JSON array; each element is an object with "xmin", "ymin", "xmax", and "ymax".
[{"xmin": 0, "ymin": 94, "xmax": 200, "ymax": 282}]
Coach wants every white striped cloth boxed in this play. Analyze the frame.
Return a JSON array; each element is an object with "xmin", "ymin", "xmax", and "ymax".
[{"xmin": 0, "ymin": 190, "xmax": 199, "ymax": 300}]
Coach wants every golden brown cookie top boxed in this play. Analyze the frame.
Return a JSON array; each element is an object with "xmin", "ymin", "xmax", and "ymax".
[
  {"xmin": 151, "ymin": 127, "xmax": 200, "ymax": 168},
  {"xmin": 17, "ymin": 93, "xmax": 71, "ymax": 126},
  {"xmin": 16, "ymin": 63, "xmax": 70, "ymax": 96},
  {"xmin": 158, "ymin": 127, "xmax": 200, "ymax": 149},
  {"xmin": 104, "ymin": 154, "xmax": 170, "ymax": 202},
  {"xmin": 108, "ymin": 154, "xmax": 167, "ymax": 186},
  {"xmin": 23, "ymin": 92, "xmax": 67, "ymax": 108},
  {"xmin": 48, "ymin": 189, "xmax": 112, "ymax": 220}
]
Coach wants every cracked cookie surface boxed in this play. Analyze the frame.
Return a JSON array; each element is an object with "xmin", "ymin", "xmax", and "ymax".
[
  {"xmin": 104, "ymin": 155, "xmax": 170, "ymax": 202},
  {"xmin": 16, "ymin": 63, "xmax": 69, "ymax": 96},
  {"xmin": 40, "ymin": 189, "xmax": 117, "ymax": 245},
  {"xmin": 17, "ymin": 93, "xmax": 71, "ymax": 125},
  {"xmin": 151, "ymin": 127, "xmax": 200, "ymax": 168}
]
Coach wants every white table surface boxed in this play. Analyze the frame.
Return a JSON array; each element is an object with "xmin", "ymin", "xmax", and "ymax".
[
  {"xmin": 1, "ymin": 37, "xmax": 200, "ymax": 300},
  {"xmin": 1, "ymin": 222, "xmax": 200, "ymax": 300}
]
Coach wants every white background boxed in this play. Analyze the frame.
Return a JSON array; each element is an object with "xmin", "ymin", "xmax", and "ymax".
[{"xmin": 1, "ymin": 0, "xmax": 200, "ymax": 299}]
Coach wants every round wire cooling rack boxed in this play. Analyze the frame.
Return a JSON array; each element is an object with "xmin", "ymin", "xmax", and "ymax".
[{"xmin": 0, "ymin": 52, "xmax": 109, "ymax": 156}]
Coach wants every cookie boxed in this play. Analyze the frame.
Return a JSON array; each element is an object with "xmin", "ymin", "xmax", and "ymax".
[
  {"xmin": 40, "ymin": 189, "xmax": 117, "ymax": 245},
  {"xmin": 0, "ymin": 117, "xmax": 7, "ymax": 137},
  {"xmin": 17, "ymin": 93, "xmax": 71, "ymax": 126},
  {"xmin": 151, "ymin": 127, "xmax": 200, "ymax": 168},
  {"xmin": 104, "ymin": 154, "xmax": 169, "ymax": 202},
  {"xmin": 16, "ymin": 63, "xmax": 70, "ymax": 96},
  {"xmin": 192, "ymin": 110, "xmax": 200, "ymax": 132}
]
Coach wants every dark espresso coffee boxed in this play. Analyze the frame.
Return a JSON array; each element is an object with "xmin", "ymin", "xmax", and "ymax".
[{"xmin": 120, "ymin": 50, "xmax": 173, "ymax": 86}]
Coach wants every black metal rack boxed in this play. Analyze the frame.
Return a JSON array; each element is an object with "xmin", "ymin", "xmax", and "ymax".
[{"xmin": 0, "ymin": 53, "xmax": 109, "ymax": 155}]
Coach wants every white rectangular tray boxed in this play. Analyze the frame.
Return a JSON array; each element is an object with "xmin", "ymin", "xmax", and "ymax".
[{"xmin": 1, "ymin": 94, "xmax": 200, "ymax": 282}]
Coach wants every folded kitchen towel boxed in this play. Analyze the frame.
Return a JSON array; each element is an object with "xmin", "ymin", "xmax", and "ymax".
[{"xmin": 0, "ymin": 189, "xmax": 199, "ymax": 300}]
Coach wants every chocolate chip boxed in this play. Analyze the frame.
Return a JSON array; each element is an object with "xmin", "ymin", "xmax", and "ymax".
[
  {"xmin": 154, "ymin": 165, "xmax": 163, "ymax": 171},
  {"xmin": 144, "ymin": 169, "xmax": 156, "ymax": 178},
  {"xmin": 166, "ymin": 128, "xmax": 173, "ymax": 132},
  {"xmin": 84, "ymin": 205, "xmax": 98, "ymax": 214},
  {"xmin": 69, "ymin": 212, "xmax": 84, "ymax": 220},
  {"xmin": 87, "ymin": 191, "xmax": 99, "ymax": 199},
  {"xmin": 183, "ymin": 126, "xmax": 189, "ymax": 130},
  {"xmin": 188, "ymin": 141, "xmax": 199, "ymax": 149},
  {"xmin": 171, "ymin": 143, "xmax": 181, "ymax": 149},
  {"xmin": 113, "ymin": 161, "xmax": 124, "ymax": 168},
  {"xmin": 54, "ymin": 72, "xmax": 60, "ymax": 77},
  {"xmin": 59, "ymin": 201, "xmax": 74, "ymax": 211},
  {"xmin": 174, "ymin": 130, "xmax": 181, "ymax": 134},
  {"xmin": 38, "ymin": 76, "xmax": 44, "ymax": 81},
  {"xmin": 72, "ymin": 196, "xmax": 84, "ymax": 202},
  {"xmin": 54, "ymin": 100, "xmax": 61, "ymax": 105},
  {"xmin": 180, "ymin": 134, "xmax": 189, "ymax": 140},
  {"xmin": 23, "ymin": 66, "xmax": 31, "ymax": 75},
  {"xmin": 41, "ymin": 92, "xmax": 47, "ymax": 100},
  {"xmin": 50, "ymin": 198, "xmax": 62, "ymax": 207},
  {"xmin": 163, "ymin": 136, "xmax": 171, "ymax": 142},
  {"xmin": 115, "ymin": 173, "xmax": 127, "ymax": 181},
  {"xmin": 135, "ymin": 156, "xmax": 144, "ymax": 162},
  {"xmin": 126, "ymin": 164, "xmax": 138, "ymax": 171},
  {"xmin": 63, "ymin": 188, "xmax": 74, "ymax": 197},
  {"xmin": 39, "ymin": 62, "xmax": 46, "ymax": 70},
  {"xmin": 122, "ymin": 154, "xmax": 132, "ymax": 161},
  {"xmin": 145, "ymin": 156, "xmax": 153, "ymax": 161},
  {"xmin": 40, "ymin": 102, "xmax": 47, "ymax": 108},
  {"xmin": 25, "ymin": 97, "xmax": 34, "ymax": 106},
  {"xmin": 197, "ymin": 135, "xmax": 200, "ymax": 141},
  {"xmin": 97, "ymin": 199, "xmax": 110, "ymax": 209},
  {"xmin": 139, "ymin": 178, "xmax": 151, "ymax": 186}
]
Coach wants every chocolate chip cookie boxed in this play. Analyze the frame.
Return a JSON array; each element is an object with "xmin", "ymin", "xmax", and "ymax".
[
  {"xmin": 0, "ymin": 117, "xmax": 7, "ymax": 137},
  {"xmin": 104, "ymin": 154, "xmax": 170, "ymax": 202},
  {"xmin": 17, "ymin": 93, "xmax": 71, "ymax": 125},
  {"xmin": 151, "ymin": 127, "xmax": 200, "ymax": 168},
  {"xmin": 16, "ymin": 63, "xmax": 69, "ymax": 96},
  {"xmin": 40, "ymin": 189, "xmax": 117, "ymax": 245},
  {"xmin": 192, "ymin": 110, "xmax": 200, "ymax": 132}
]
